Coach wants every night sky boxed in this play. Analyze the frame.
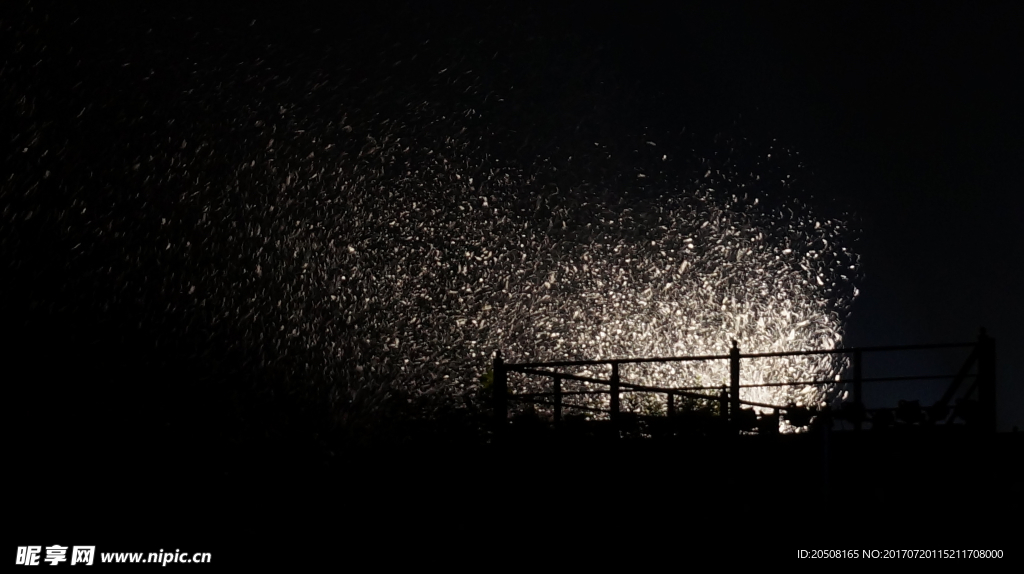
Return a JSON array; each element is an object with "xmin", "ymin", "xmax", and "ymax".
[
  {"xmin": 5, "ymin": 0, "xmax": 1022, "ymax": 429},
  {"xmin": 5, "ymin": 1, "xmax": 1023, "ymax": 465},
  {"xmin": 5, "ymin": 0, "xmax": 1022, "ymax": 560}
]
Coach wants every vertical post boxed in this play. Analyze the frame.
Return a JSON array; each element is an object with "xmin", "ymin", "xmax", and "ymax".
[
  {"xmin": 820, "ymin": 407, "xmax": 830, "ymax": 498},
  {"xmin": 719, "ymin": 386, "xmax": 728, "ymax": 424},
  {"xmin": 730, "ymin": 340, "xmax": 741, "ymax": 425},
  {"xmin": 553, "ymin": 376, "xmax": 562, "ymax": 425},
  {"xmin": 977, "ymin": 328, "xmax": 997, "ymax": 434},
  {"xmin": 667, "ymin": 391, "xmax": 675, "ymax": 418},
  {"xmin": 853, "ymin": 349, "xmax": 863, "ymax": 432},
  {"xmin": 609, "ymin": 362, "xmax": 620, "ymax": 425},
  {"xmin": 493, "ymin": 351, "xmax": 507, "ymax": 436}
]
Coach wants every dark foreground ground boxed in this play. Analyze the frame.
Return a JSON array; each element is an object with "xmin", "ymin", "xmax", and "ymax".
[
  {"xmin": 12, "ymin": 404, "xmax": 1022, "ymax": 561},
  {"xmin": 8, "ymin": 308, "xmax": 1020, "ymax": 561}
]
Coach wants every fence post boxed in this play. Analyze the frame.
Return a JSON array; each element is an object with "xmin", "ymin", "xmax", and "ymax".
[
  {"xmin": 493, "ymin": 351, "xmax": 507, "ymax": 436},
  {"xmin": 977, "ymin": 328, "xmax": 997, "ymax": 434},
  {"xmin": 667, "ymin": 391, "xmax": 675, "ymax": 418},
  {"xmin": 609, "ymin": 362, "xmax": 620, "ymax": 425},
  {"xmin": 853, "ymin": 349, "xmax": 863, "ymax": 431},
  {"xmin": 730, "ymin": 340, "xmax": 740, "ymax": 425},
  {"xmin": 719, "ymin": 386, "xmax": 728, "ymax": 425},
  {"xmin": 553, "ymin": 376, "xmax": 562, "ymax": 425}
]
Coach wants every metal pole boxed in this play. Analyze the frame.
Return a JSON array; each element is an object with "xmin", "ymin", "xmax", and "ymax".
[
  {"xmin": 609, "ymin": 362, "xmax": 620, "ymax": 425},
  {"xmin": 853, "ymin": 349, "xmax": 863, "ymax": 431},
  {"xmin": 977, "ymin": 328, "xmax": 997, "ymax": 434},
  {"xmin": 493, "ymin": 351, "xmax": 507, "ymax": 436},
  {"xmin": 719, "ymin": 386, "xmax": 728, "ymax": 425},
  {"xmin": 553, "ymin": 376, "xmax": 562, "ymax": 425},
  {"xmin": 730, "ymin": 340, "xmax": 740, "ymax": 425},
  {"xmin": 820, "ymin": 410, "xmax": 830, "ymax": 498}
]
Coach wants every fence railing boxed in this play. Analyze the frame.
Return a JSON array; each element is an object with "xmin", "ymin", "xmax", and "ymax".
[{"xmin": 491, "ymin": 329, "xmax": 997, "ymax": 436}]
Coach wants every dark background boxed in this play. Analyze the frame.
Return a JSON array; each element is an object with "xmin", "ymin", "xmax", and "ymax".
[
  {"xmin": 4, "ymin": 1, "xmax": 1021, "ymax": 440},
  {"xmin": 4, "ymin": 2, "xmax": 1021, "ymax": 439},
  {"xmin": 4, "ymin": 0, "xmax": 1022, "ymax": 559}
]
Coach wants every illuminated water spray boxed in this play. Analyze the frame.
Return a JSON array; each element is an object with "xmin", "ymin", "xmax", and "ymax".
[
  {"xmin": 257, "ymin": 127, "xmax": 860, "ymax": 421},
  {"xmin": 487, "ymin": 182, "xmax": 858, "ymax": 418},
  {"xmin": 0, "ymin": 10, "xmax": 860, "ymax": 431}
]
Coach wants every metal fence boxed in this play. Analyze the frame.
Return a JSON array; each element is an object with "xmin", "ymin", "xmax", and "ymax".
[{"xmin": 491, "ymin": 329, "xmax": 997, "ymax": 435}]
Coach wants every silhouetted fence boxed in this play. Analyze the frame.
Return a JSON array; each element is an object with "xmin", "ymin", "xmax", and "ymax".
[{"xmin": 491, "ymin": 329, "xmax": 997, "ymax": 436}]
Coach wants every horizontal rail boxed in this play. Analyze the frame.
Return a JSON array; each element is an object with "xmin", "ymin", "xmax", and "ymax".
[
  {"xmin": 739, "ymin": 342, "xmax": 975, "ymax": 358},
  {"xmin": 512, "ymin": 368, "xmax": 609, "ymax": 386},
  {"xmin": 511, "ymin": 392, "xmax": 797, "ymax": 414},
  {"xmin": 512, "ymin": 397, "xmax": 609, "ymax": 415},
  {"xmin": 740, "ymin": 374, "xmax": 976, "ymax": 388},
  {"xmin": 514, "ymin": 374, "xmax": 975, "ymax": 393},
  {"xmin": 508, "ymin": 353, "xmax": 733, "ymax": 369},
  {"xmin": 505, "ymin": 342, "xmax": 977, "ymax": 368},
  {"xmin": 515, "ymin": 376, "xmax": 724, "ymax": 401},
  {"xmin": 514, "ymin": 391, "xmax": 611, "ymax": 398},
  {"xmin": 613, "ymin": 380, "xmax": 723, "ymax": 401},
  {"xmin": 513, "ymin": 388, "xmax": 720, "ymax": 402}
]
